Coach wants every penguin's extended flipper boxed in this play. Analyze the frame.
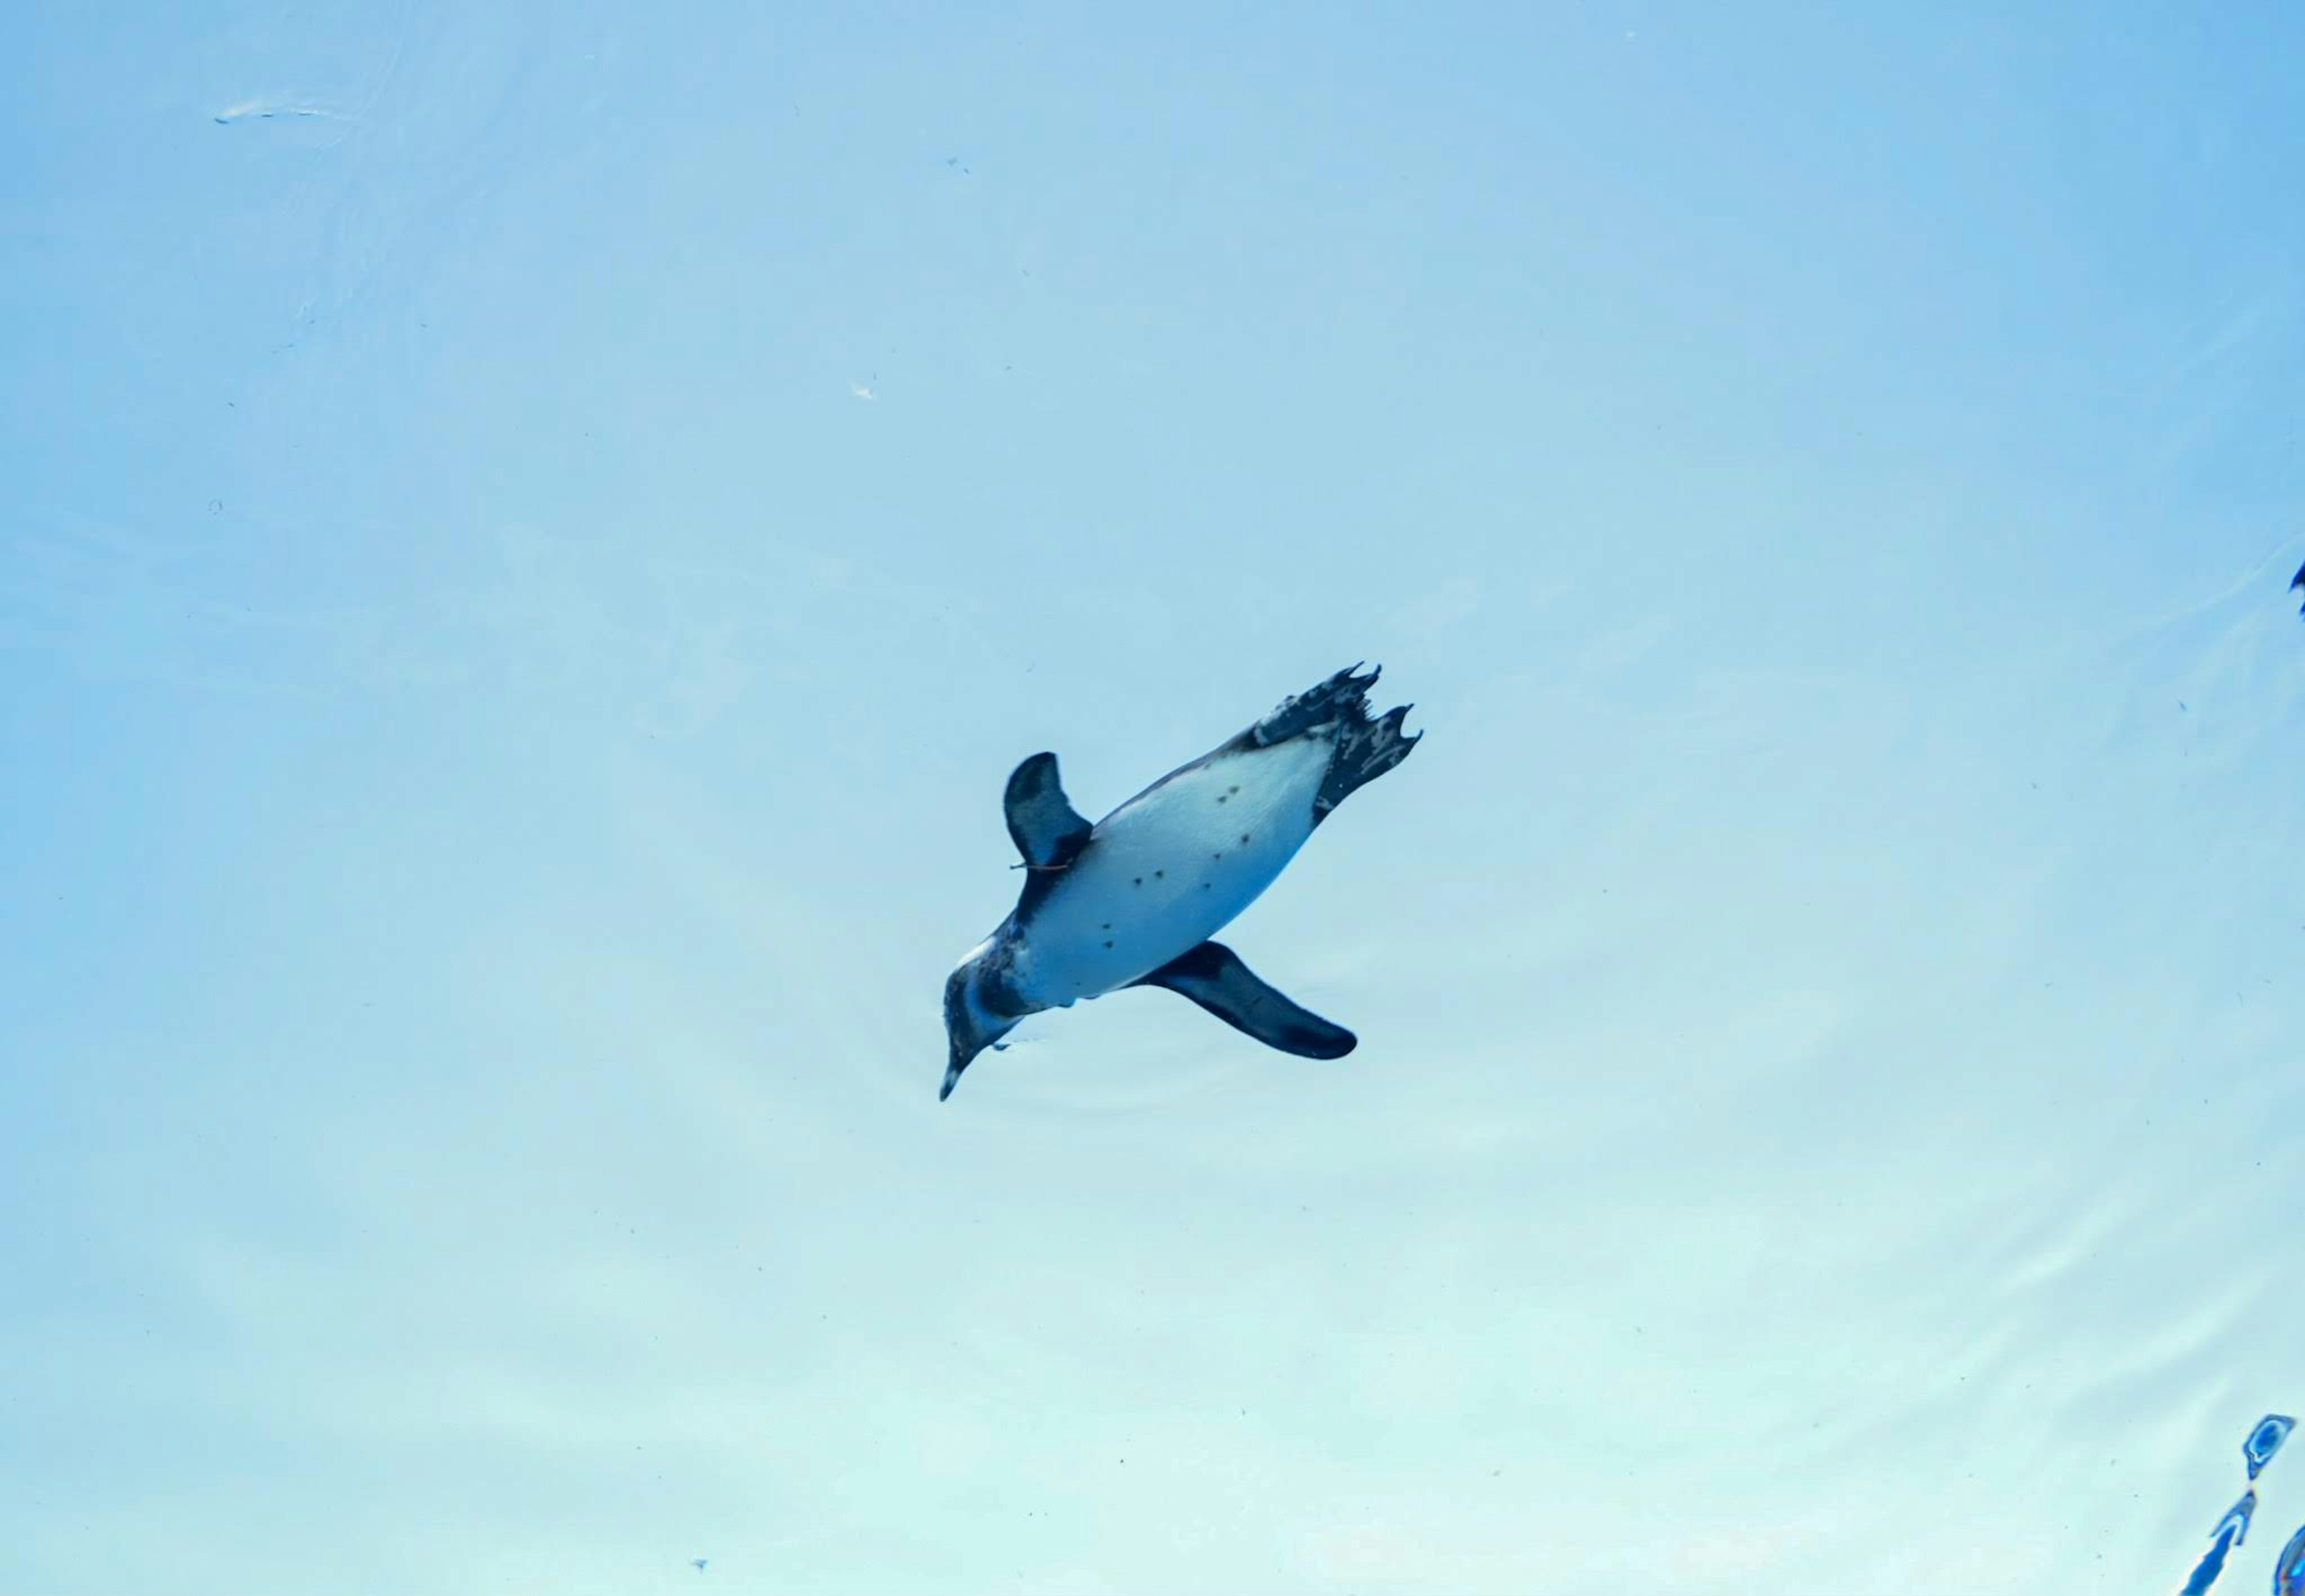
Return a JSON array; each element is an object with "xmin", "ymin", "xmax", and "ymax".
[
  {"xmin": 1004, "ymin": 752, "xmax": 1094, "ymax": 870},
  {"xmin": 1130, "ymin": 941, "xmax": 1358, "ymax": 1059}
]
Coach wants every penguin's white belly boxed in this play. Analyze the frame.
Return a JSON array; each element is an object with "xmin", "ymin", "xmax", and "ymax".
[{"xmin": 1013, "ymin": 737, "xmax": 1331, "ymax": 1008}]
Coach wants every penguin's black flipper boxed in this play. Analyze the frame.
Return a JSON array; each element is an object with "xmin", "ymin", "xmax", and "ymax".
[
  {"xmin": 1130, "ymin": 941, "xmax": 1357, "ymax": 1059},
  {"xmin": 1004, "ymin": 752, "xmax": 1093, "ymax": 870}
]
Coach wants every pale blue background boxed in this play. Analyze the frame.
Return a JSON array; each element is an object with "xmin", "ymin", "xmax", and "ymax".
[{"xmin": 4, "ymin": 3, "xmax": 2303, "ymax": 1592}]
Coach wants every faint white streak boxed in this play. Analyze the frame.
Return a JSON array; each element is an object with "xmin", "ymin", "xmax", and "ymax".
[
  {"xmin": 0, "ymin": 517, "xmax": 329, "ymax": 700},
  {"xmin": 2123, "ymin": 280, "xmax": 2300, "ymax": 489},
  {"xmin": 1993, "ymin": 1185, "xmax": 2144, "ymax": 1296},
  {"xmin": 1669, "ymin": 1523, "xmax": 1802, "ymax": 1580},
  {"xmin": 2108, "ymin": 534, "xmax": 2305, "ymax": 645},
  {"xmin": 208, "ymin": 0, "xmax": 412, "ymax": 132},
  {"xmin": 1396, "ymin": 574, "xmax": 1478, "ymax": 639},
  {"xmin": 2, "ymin": 508, "xmax": 993, "ymax": 729},
  {"xmin": 1576, "ymin": 608, "xmax": 1677, "ymax": 675},
  {"xmin": 1299, "ymin": 1524, "xmax": 1415, "ymax": 1581},
  {"xmin": 211, "ymin": 100, "xmax": 347, "ymax": 125}
]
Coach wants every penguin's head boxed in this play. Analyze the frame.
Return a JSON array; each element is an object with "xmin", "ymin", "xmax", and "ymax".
[{"xmin": 941, "ymin": 947, "xmax": 1018, "ymax": 1102}]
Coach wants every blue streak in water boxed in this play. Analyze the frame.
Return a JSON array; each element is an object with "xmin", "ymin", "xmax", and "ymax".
[
  {"xmin": 2248, "ymin": 1416, "xmax": 2296, "ymax": 1482},
  {"xmin": 2273, "ymin": 1522, "xmax": 2305, "ymax": 1596},
  {"xmin": 2181, "ymin": 1493, "xmax": 2258, "ymax": 1596}
]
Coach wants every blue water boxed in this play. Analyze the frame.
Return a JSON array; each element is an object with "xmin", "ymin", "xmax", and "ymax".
[{"xmin": 5, "ymin": 4, "xmax": 2304, "ymax": 1593}]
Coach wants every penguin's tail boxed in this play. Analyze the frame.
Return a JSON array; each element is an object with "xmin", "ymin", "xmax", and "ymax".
[
  {"xmin": 1253, "ymin": 662, "xmax": 1382, "ymax": 747},
  {"xmin": 1311, "ymin": 687, "xmax": 1419, "ymax": 825},
  {"xmin": 1247, "ymin": 663, "xmax": 1420, "ymax": 823}
]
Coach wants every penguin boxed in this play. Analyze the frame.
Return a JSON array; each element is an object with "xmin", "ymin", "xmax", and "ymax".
[{"xmin": 940, "ymin": 663, "xmax": 1420, "ymax": 1101}]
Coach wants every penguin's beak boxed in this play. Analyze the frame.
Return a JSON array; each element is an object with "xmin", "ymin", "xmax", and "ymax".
[
  {"xmin": 939, "ymin": 1031, "xmax": 980, "ymax": 1102},
  {"xmin": 940, "ymin": 962, "xmax": 1014, "ymax": 1103}
]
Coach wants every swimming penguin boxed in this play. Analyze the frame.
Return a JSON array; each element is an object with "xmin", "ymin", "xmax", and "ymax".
[{"xmin": 940, "ymin": 663, "xmax": 1420, "ymax": 1101}]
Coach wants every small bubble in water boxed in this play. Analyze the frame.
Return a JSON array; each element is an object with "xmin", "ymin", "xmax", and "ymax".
[{"xmin": 2247, "ymin": 1415, "xmax": 2295, "ymax": 1480}]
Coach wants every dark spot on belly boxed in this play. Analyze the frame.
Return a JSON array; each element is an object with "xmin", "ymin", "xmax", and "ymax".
[
  {"xmin": 1133, "ymin": 877, "xmax": 1142, "ymax": 887},
  {"xmin": 1101, "ymin": 923, "xmax": 1110, "ymax": 930},
  {"xmin": 1229, "ymin": 785, "xmax": 1240, "ymax": 794},
  {"xmin": 1103, "ymin": 939, "xmax": 1113, "ymax": 949},
  {"xmin": 1202, "ymin": 882, "xmax": 1211, "ymax": 891},
  {"xmin": 1154, "ymin": 869, "xmax": 1165, "ymax": 879},
  {"xmin": 1240, "ymin": 833, "xmax": 1250, "ymax": 844},
  {"xmin": 1216, "ymin": 794, "xmax": 1228, "ymax": 804}
]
